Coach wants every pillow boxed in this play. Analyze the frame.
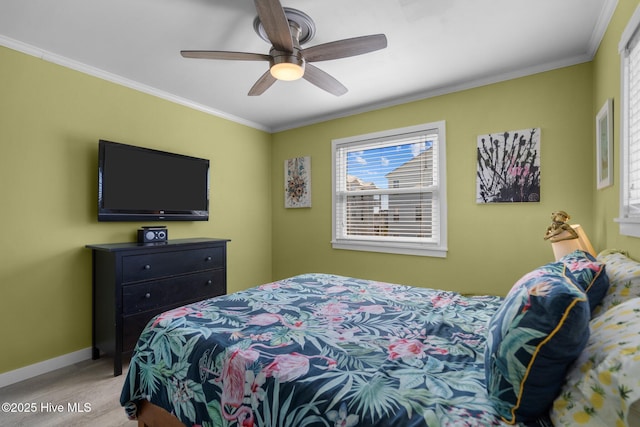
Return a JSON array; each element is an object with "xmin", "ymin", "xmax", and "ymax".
[
  {"xmin": 485, "ymin": 262, "xmax": 590, "ymax": 424},
  {"xmin": 551, "ymin": 297, "xmax": 640, "ymax": 426},
  {"xmin": 559, "ymin": 250, "xmax": 609, "ymax": 316},
  {"xmin": 593, "ymin": 250, "xmax": 640, "ymax": 317}
]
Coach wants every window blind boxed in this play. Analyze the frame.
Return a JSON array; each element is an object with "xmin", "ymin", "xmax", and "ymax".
[
  {"xmin": 334, "ymin": 130, "xmax": 440, "ymax": 243},
  {"xmin": 629, "ymin": 31, "xmax": 640, "ymax": 214}
]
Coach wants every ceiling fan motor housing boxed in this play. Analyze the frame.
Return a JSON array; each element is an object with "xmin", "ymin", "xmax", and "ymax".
[{"xmin": 253, "ymin": 7, "xmax": 316, "ymax": 46}]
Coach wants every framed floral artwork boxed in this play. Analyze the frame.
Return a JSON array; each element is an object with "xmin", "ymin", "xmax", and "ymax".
[
  {"xmin": 285, "ymin": 156, "xmax": 311, "ymax": 208},
  {"xmin": 596, "ymin": 99, "xmax": 613, "ymax": 189}
]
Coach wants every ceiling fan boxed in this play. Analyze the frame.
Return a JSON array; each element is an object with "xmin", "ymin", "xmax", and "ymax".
[{"xmin": 180, "ymin": 0, "xmax": 387, "ymax": 96}]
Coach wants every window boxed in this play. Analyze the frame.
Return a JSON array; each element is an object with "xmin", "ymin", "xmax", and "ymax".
[
  {"xmin": 618, "ymin": 5, "xmax": 640, "ymax": 237},
  {"xmin": 331, "ymin": 121, "xmax": 447, "ymax": 257}
]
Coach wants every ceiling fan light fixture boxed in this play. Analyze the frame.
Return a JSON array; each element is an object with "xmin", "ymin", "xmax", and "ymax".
[
  {"xmin": 269, "ymin": 50, "xmax": 305, "ymax": 81},
  {"xmin": 270, "ymin": 62, "xmax": 305, "ymax": 81}
]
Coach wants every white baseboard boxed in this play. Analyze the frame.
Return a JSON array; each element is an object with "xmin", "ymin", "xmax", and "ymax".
[{"xmin": 0, "ymin": 348, "xmax": 92, "ymax": 388}]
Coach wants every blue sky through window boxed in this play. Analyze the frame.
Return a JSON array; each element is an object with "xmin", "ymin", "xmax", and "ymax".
[{"xmin": 347, "ymin": 140, "xmax": 433, "ymax": 189}]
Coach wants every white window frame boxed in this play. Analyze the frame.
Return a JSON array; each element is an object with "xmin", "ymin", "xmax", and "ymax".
[
  {"xmin": 331, "ymin": 121, "xmax": 447, "ymax": 257},
  {"xmin": 617, "ymin": 5, "xmax": 640, "ymax": 237}
]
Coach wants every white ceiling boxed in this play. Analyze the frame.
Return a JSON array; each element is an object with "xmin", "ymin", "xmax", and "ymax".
[{"xmin": 0, "ymin": 0, "xmax": 617, "ymax": 132}]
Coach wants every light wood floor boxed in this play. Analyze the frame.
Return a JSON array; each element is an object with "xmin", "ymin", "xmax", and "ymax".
[{"xmin": 0, "ymin": 357, "xmax": 135, "ymax": 426}]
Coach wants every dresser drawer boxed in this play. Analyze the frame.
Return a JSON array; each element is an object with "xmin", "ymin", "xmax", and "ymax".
[
  {"xmin": 122, "ymin": 269, "xmax": 225, "ymax": 315},
  {"xmin": 122, "ymin": 246, "xmax": 224, "ymax": 282}
]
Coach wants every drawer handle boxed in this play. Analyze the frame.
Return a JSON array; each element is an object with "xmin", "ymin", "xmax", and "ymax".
[
  {"xmin": 205, "ymin": 256, "xmax": 212, "ymax": 262},
  {"xmin": 145, "ymin": 293, "xmax": 151, "ymax": 299},
  {"xmin": 206, "ymin": 280, "xmax": 212, "ymax": 285},
  {"xmin": 144, "ymin": 264, "xmax": 151, "ymax": 270}
]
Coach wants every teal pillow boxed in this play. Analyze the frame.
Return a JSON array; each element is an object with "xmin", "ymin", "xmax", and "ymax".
[
  {"xmin": 484, "ymin": 262, "xmax": 590, "ymax": 424},
  {"xmin": 559, "ymin": 250, "xmax": 609, "ymax": 315}
]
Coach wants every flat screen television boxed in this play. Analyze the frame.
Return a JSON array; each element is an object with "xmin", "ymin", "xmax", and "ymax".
[{"xmin": 98, "ymin": 140, "xmax": 209, "ymax": 221}]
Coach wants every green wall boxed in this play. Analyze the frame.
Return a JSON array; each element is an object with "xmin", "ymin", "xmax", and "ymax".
[
  {"xmin": 271, "ymin": 64, "xmax": 595, "ymax": 296},
  {"xmin": 593, "ymin": 0, "xmax": 640, "ymax": 256},
  {"xmin": 0, "ymin": 46, "xmax": 273, "ymax": 374}
]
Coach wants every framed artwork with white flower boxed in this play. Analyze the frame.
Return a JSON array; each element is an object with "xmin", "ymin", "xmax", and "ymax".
[{"xmin": 285, "ymin": 156, "xmax": 311, "ymax": 208}]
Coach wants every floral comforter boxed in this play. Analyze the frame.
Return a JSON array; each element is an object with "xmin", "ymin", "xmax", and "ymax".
[{"xmin": 121, "ymin": 273, "xmax": 510, "ymax": 427}]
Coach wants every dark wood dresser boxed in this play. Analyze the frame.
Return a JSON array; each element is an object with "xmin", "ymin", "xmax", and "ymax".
[{"xmin": 86, "ymin": 237, "xmax": 230, "ymax": 376}]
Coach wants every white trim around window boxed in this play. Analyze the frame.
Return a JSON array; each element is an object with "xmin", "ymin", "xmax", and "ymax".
[
  {"xmin": 616, "ymin": 4, "xmax": 640, "ymax": 237},
  {"xmin": 331, "ymin": 121, "xmax": 447, "ymax": 257}
]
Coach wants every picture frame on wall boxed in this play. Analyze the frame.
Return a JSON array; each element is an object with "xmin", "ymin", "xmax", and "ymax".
[
  {"xmin": 476, "ymin": 127, "xmax": 541, "ymax": 203},
  {"xmin": 285, "ymin": 156, "xmax": 311, "ymax": 208},
  {"xmin": 596, "ymin": 98, "xmax": 613, "ymax": 189}
]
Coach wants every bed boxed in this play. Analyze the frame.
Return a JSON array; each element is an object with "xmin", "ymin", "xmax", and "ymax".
[{"xmin": 120, "ymin": 250, "xmax": 640, "ymax": 427}]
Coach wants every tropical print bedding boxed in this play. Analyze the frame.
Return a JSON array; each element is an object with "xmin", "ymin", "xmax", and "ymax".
[{"xmin": 120, "ymin": 273, "xmax": 510, "ymax": 427}]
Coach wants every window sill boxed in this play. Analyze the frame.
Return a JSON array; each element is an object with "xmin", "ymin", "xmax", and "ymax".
[
  {"xmin": 331, "ymin": 239, "xmax": 447, "ymax": 258},
  {"xmin": 615, "ymin": 217, "xmax": 640, "ymax": 238}
]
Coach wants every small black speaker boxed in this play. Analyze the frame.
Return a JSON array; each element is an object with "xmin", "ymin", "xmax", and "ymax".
[{"xmin": 138, "ymin": 226, "xmax": 168, "ymax": 243}]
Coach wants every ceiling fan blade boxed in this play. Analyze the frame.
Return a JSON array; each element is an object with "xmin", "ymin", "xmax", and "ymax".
[
  {"xmin": 254, "ymin": 0, "xmax": 294, "ymax": 52},
  {"xmin": 303, "ymin": 64, "xmax": 347, "ymax": 96},
  {"xmin": 181, "ymin": 50, "xmax": 270, "ymax": 61},
  {"xmin": 248, "ymin": 70, "xmax": 277, "ymax": 96},
  {"xmin": 303, "ymin": 34, "xmax": 387, "ymax": 62}
]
